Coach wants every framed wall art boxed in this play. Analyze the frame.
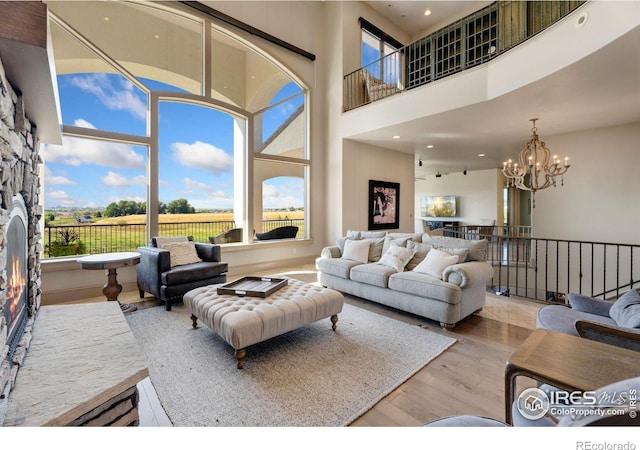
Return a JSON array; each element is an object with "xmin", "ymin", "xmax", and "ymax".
[{"xmin": 368, "ymin": 180, "xmax": 399, "ymax": 230}]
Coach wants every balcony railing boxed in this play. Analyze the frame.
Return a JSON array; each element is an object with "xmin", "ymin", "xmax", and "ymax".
[
  {"xmin": 43, "ymin": 219, "xmax": 304, "ymax": 258},
  {"xmin": 345, "ymin": 0, "xmax": 585, "ymax": 111},
  {"xmin": 449, "ymin": 227, "xmax": 640, "ymax": 303}
]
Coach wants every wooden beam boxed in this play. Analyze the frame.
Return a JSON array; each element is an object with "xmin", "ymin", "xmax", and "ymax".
[{"xmin": 0, "ymin": 1, "xmax": 47, "ymax": 49}]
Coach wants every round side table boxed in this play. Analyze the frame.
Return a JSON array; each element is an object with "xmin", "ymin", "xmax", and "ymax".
[{"xmin": 77, "ymin": 252, "xmax": 141, "ymax": 313}]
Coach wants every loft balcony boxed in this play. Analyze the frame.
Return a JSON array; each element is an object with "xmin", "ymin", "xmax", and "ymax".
[{"xmin": 344, "ymin": 0, "xmax": 586, "ymax": 111}]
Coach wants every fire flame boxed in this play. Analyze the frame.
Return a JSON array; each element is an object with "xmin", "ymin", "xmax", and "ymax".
[{"xmin": 7, "ymin": 256, "xmax": 26, "ymax": 326}]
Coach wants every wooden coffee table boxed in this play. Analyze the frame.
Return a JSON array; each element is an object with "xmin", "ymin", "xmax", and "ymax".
[{"xmin": 505, "ymin": 328, "xmax": 640, "ymax": 424}]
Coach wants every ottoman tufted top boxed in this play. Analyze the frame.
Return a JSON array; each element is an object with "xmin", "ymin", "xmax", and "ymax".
[{"xmin": 184, "ymin": 277, "xmax": 344, "ymax": 350}]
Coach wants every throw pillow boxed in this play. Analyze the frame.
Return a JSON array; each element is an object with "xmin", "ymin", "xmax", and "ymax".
[
  {"xmin": 609, "ymin": 289, "xmax": 640, "ymax": 328},
  {"xmin": 367, "ymin": 236, "xmax": 386, "ymax": 262},
  {"xmin": 341, "ymin": 238, "xmax": 370, "ymax": 263},
  {"xmin": 382, "ymin": 235, "xmax": 412, "ymax": 255},
  {"xmin": 345, "ymin": 230, "xmax": 361, "ymax": 240},
  {"xmin": 154, "ymin": 235, "xmax": 189, "ymax": 247},
  {"xmin": 421, "ymin": 235, "xmax": 488, "ymax": 261},
  {"xmin": 434, "ymin": 246, "xmax": 470, "ymax": 263},
  {"xmin": 159, "ymin": 241, "xmax": 202, "ymax": 267},
  {"xmin": 405, "ymin": 241, "xmax": 432, "ymax": 271},
  {"xmin": 413, "ymin": 248, "xmax": 459, "ymax": 279},
  {"xmin": 377, "ymin": 243, "xmax": 416, "ymax": 273},
  {"xmin": 568, "ymin": 293, "xmax": 613, "ymax": 317}
]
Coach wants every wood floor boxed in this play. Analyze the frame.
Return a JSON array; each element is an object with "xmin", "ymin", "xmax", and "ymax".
[{"xmin": 73, "ymin": 263, "xmax": 542, "ymax": 427}]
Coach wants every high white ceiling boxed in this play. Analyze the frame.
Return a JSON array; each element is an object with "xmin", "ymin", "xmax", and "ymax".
[
  {"xmin": 357, "ymin": 2, "xmax": 640, "ymax": 178},
  {"xmin": 364, "ymin": 1, "xmax": 492, "ymax": 39}
]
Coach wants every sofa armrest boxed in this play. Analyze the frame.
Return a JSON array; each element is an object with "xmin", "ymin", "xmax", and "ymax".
[
  {"xmin": 195, "ymin": 242, "xmax": 222, "ymax": 262},
  {"xmin": 136, "ymin": 246, "xmax": 171, "ymax": 295},
  {"xmin": 320, "ymin": 245, "xmax": 342, "ymax": 259},
  {"xmin": 575, "ymin": 320, "xmax": 640, "ymax": 352},
  {"xmin": 442, "ymin": 261, "xmax": 494, "ymax": 289}
]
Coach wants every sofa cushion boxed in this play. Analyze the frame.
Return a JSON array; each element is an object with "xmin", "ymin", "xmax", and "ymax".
[
  {"xmin": 316, "ymin": 257, "xmax": 362, "ymax": 279},
  {"xmin": 377, "ymin": 243, "xmax": 415, "ymax": 272},
  {"xmin": 609, "ymin": 289, "xmax": 640, "ymax": 328},
  {"xmin": 342, "ymin": 239, "xmax": 370, "ymax": 263},
  {"xmin": 361, "ymin": 231, "xmax": 386, "ymax": 239},
  {"xmin": 568, "ymin": 293, "xmax": 613, "ymax": 317},
  {"xmin": 161, "ymin": 261, "xmax": 228, "ymax": 285},
  {"xmin": 159, "ymin": 241, "xmax": 202, "ymax": 267},
  {"xmin": 405, "ymin": 241, "xmax": 432, "ymax": 271},
  {"xmin": 350, "ymin": 263, "xmax": 397, "ymax": 288},
  {"xmin": 421, "ymin": 235, "xmax": 488, "ymax": 262},
  {"xmin": 389, "ymin": 272, "xmax": 462, "ymax": 305},
  {"xmin": 413, "ymin": 248, "xmax": 459, "ymax": 279},
  {"xmin": 434, "ymin": 246, "xmax": 469, "ymax": 263}
]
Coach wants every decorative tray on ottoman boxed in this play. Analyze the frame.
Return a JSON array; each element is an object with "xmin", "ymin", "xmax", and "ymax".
[{"xmin": 216, "ymin": 276, "xmax": 288, "ymax": 297}]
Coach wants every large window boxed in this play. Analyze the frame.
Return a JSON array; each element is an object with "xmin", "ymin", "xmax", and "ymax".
[
  {"xmin": 360, "ymin": 17, "xmax": 402, "ymax": 85},
  {"xmin": 43, "ymin": 1, "xmax": 309, "ymax": 258}
]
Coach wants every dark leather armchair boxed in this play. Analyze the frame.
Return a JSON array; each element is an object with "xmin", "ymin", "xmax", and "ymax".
[
  {"xmin": 255, "ymin": 226, "xmax": 299, "ymax": 240},
  {"xmin": 137, "ymin": 236, "xmax": 228, "ymax": 311}
]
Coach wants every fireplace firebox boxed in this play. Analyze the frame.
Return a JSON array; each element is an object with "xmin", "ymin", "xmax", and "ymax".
[{"xmin": 4, "ymin": 195, "xmax": 29, "ymax": 362}]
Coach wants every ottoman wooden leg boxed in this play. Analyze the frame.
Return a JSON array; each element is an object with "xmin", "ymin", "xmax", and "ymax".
[
  {"xmin": 235, "ymin": 349, "xmax": 246, "ymax": 369},
  {"xmin": 191, "ymin": 314, "xmax": 198, "ymax": 328},
  {"xmin": 331, "ymin": 314, "xmax": 338, "ymax": 331}
]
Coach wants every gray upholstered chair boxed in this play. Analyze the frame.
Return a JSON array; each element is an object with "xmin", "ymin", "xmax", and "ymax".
[
  {"xmin": 537, "ymin": 290, "xmax": 640, "ymax": 351},
  {"xmin": 137, "ymin": 236, "xmax": 228, "ymax": 311},
  {"xmin": 424, "ymin": 376, "xmax": 640, "ymax": 427}
]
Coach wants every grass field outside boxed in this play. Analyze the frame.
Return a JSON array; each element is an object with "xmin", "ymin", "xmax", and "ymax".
[{"xmin": 43, "ymin": 211, "xmax": 305, "ymax": 258}]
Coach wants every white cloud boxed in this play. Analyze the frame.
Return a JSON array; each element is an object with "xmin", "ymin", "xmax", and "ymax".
[
  {"xmin": 44, "ymin": 167, "xmax": 76, "ymax": 185},
  {"xmin": 262, "ymin": 179, "xmax": 304, "ymax": 209},
  {"xmin": 182, "ymin": 177, "xmax": 231, "ymax": 200},
  {"xmin": 44, "ymin": 123, "xmax": 145, "ymax": 169},
  {"xmin": 46, "ymin": 189, "xmax": 76, "ymax": 207},
  {"xmin": 69, "ymin": 74, "xmax": 147, "ymax": 120},
  {"xmin": 107, "ymin": 195, "xmax": 146, "ymax": 203},
  {"xmin": 102, "ymin": 171, "xmax": 146, "ymax": 187},
  {"xmin": 171, "ymin": 141, "xmax": 233, "ymax": 174}
]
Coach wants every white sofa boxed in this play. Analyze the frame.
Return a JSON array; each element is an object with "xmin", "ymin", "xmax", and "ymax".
[{"xmin": 316, "ymin": 231, "xmax": 494, "ymax": 330}]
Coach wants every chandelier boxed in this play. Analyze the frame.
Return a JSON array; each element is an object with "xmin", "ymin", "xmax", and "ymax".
[{"xmin": 502, "ymin": 118, "xmax": 570, "ymax": 207}]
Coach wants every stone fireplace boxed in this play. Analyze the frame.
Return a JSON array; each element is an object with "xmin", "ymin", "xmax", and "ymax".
[
  {"xmin": 0, "ymin": 50, "xmax": 43, "ymax": 417},
  {"xmin": 0, "ymin": 48, "xmax": 42, "ymax": 414}
]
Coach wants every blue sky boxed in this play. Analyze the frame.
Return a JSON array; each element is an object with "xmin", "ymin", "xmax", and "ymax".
[{"xmin": 44, "ymin": 73, "xmax": 304, "ymax": 211}]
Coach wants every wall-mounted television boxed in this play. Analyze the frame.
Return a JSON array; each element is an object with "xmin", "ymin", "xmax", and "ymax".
[{"xmin": 421, "ymin": 195, "xmax": 457, "ymax": 217}]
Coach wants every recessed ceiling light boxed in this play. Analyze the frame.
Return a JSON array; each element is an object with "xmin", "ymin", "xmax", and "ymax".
[
  {"xmin": 426, "ymin": 144, "xmax": 434, "ymax": 148},
  {"xmin": 104, "ymin": 17, "xmax": 110, "ymax": 21},
  {"xmin": 478, "ymin": 153, "xmax": 486, "ymax": 157},
  {"xmin": 424, "ymin": 9, "xmax": 432, "ymax": 16},
  {"xmin": 154, "ymin": 34, "xmax": 160, "ymax": 39},
  {"xmin": 393, "ymin": 135, "xmax": 400, "ymax": 139}
]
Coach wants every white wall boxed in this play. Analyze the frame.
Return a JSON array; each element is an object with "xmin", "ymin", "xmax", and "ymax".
[
  {"xmin": 415, "ymin": 168, "xmax": 503, "ymax": 226},
  {"xmin": 342, "ymin": 140, "xmax": 415, "ymax": 234},
  {"xmin": 533, "ymin": 122, "xmax": 640, "ymax": 244}
]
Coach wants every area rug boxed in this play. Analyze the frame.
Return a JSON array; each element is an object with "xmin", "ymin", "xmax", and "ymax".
[{"xmin": 126, "ymin": 301, "xmax": 456, "ymax": 427}]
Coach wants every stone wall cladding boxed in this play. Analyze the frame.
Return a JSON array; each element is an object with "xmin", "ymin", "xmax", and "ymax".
[{"xmin": 0, "ymin": 53, "xmax": 42, "ymax": 413}]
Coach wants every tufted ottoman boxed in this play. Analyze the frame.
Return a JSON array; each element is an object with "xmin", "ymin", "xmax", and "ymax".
[{"xmin": 183, "ymin": 278, "xmax": 344, "ymax": 368}]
